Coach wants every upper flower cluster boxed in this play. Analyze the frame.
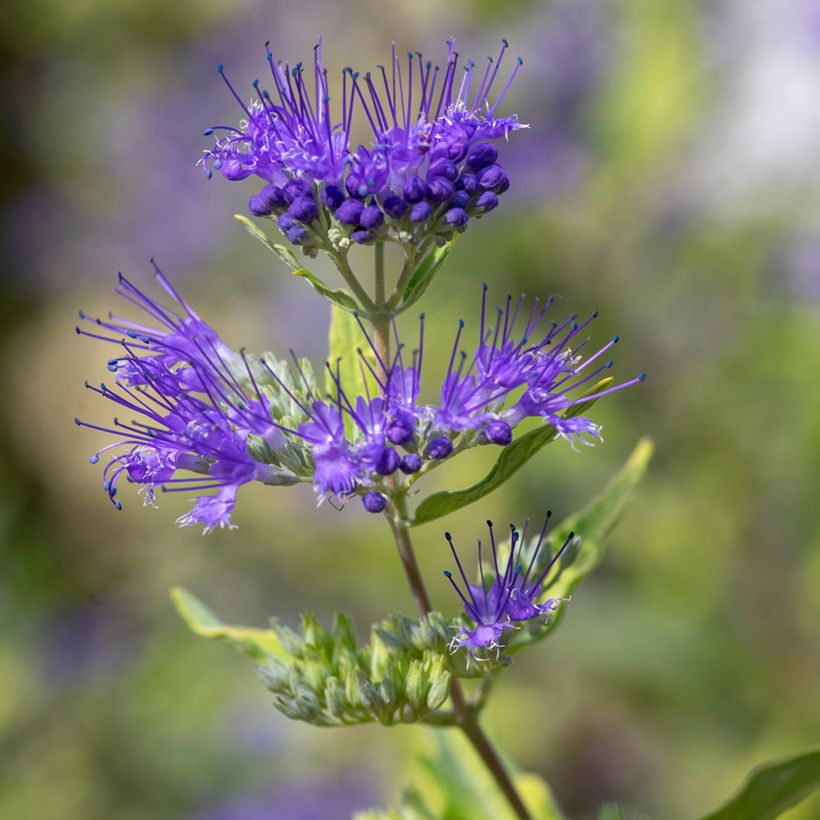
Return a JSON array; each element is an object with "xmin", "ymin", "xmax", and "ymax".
[
  {"xmin": 201, "ymin": 38, "xmax": 524, "ymax": 254},
  {"xmin": 444, "ymin": 514, "xmax": 572, "ymax": 662},
  {"xmin": 75, "ymin": 269, "xmax": 641, "ymax": 529}
]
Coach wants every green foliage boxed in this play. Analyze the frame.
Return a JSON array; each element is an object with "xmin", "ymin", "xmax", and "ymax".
[
  {"xmin": 170, "ymin": 587, "xmax": 289, "ymax": 663},
  {"xmin": 325, "ymin": 306, "xmax": 379, "ymax": 431},
  {"xmin": 234, "ymin": 214, "xmax": 358, "ymax": 311},
  {"xmin": 396, "ymin": 236, "xmax": 458, "ymax": 312},
  {"xmin": 412, "ymin": 377, "xmax": 615, "ymax": 526},
  {"xmin": 406, "ymin": 729, "xmax": 563, "ymax": 819},
  {"xmin": 508, "ymin": 436, "xmax": 654, "ymax": 653},
  {"xmin": 172, "ymin": 591, "xmax": 464, "ymax": 727},
  {"xmin": 700, "ymin": 745, "xmax": 820, "ymax": 820}
]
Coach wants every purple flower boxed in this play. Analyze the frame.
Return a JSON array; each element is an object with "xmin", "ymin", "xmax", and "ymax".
[
  {"xmin": 75, "ymin": 265, "xmax": 304, "ymax": 531},
  {"xmin": 444, "ymin": 515, "xmax": 573, "ymax": 661},
  {"xmin": 202, "ymin": 38, "xmax": 525, "ymax": 248}
]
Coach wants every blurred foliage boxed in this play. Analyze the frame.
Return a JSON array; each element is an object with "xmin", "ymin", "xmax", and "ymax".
[{"xmin": 2, "ymin": 0, "xmax": 820, "ymax": 818}]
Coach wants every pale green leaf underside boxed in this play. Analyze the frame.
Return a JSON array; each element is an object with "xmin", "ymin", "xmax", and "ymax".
[
  {"xmin": 235, "ymin": 214, "xmax": 357, "ymax": 311},
  {"xmin": 509, "ymin": 435, "xmax": 654, "ymax": 652},
  {"xmin": 170, "ymin": 586, "xmax": 289, "ymax": 663},
  {"xmin": 699, "ymin": 745, "xmax": 820, "ymax": 820}
]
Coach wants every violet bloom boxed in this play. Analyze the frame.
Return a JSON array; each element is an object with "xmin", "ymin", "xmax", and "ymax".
[
  {"xmin": 202, "ymin": 38, "xmax": 525, "ymax": 250},
  {"xmin": 432, "ymin": 285, "xmax": 644, "ymax": 446},
  {"xmin": 75, "ymin": 266, "xmax": 301, "ymax": 532},
  {"xmin": 444, "ymin": 516, "xmax": 573, "ymax": 661}
]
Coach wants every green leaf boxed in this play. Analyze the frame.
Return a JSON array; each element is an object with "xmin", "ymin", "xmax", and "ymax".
[
  {"xmin": 235, "ymin": 214, "xmax": 358, "ymax": 311},
  {"xmin": 397, "ymin": 236, "xmax": 458, "ymax": 312},
  {"xmin": 326, "ymin": 305, "xmax": 379, "ymax": 416},
  {"xmin": 699, "ymin": 745, "xmax": 820, "ymax": 820},
  {"xmin": 412, "ymin": 378, "xmax": 615, "ymax": 527},
  {"xmin": 595, "ymin": 805, "xmax": 626, "ymax": 820},
  {"xmin": 508, "ymin": 436, "xmax": 654, "ymax": 652},
  {"xmin": 412, "ymin": 728, "xmax": 564, "ymax": 819},
  {"xmin": 292, "ymin": 269, "xmax": 358, "ymax": 311},
  {"xmin": 170, "ymin": 586, "xmax": 289, "ymax": 663}
]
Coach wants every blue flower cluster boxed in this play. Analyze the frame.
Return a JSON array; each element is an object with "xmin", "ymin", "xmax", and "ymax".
[
  {"xmin": 76, "ymin": 270, "xmax": 641, "ymax": 529},
  {"xmin": 202, "ymin": 39, "xmax": 524, "ymax": 252}
]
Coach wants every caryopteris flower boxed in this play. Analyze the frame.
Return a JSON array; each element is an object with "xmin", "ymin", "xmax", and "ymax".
[
  {"xmin": 202, "ymin": 38, "xmax": 525, "ymax": 253},
  {"xmin": 444, "ymin": 514, "xmax": 573, "ymax": 661}
]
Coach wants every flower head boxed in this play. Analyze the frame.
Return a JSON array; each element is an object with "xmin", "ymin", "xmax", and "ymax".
[
  {"xmin": 75, "ymin": 265, "xmax": 308, "ymax": 531},
  {"xmin": 202, "ymin": 38, "xmax": 525, "ymax": 252},
  {"xmin": 444, "ymin": 515, "xmax": 574, "ymax": 661}
]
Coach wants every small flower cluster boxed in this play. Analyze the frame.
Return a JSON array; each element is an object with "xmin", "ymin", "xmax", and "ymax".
[
  {"xmin": 76, "ymin": 267, "xmax": 640, "ymax": 527},
  {"xmin": 444, "ymin": 514, "xmax": 572, "ymax": 662},
  {"xmin": 202, "ymin": 38, "xmax": 524, "ymax": 254}
]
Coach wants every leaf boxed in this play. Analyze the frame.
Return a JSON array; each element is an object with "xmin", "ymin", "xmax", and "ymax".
[
  {"xmin": 397, "ymin": 236, "xmax": 458, "ymax": 312},
  {"xmin": 412, "ymin": 728, "xmax": 564, "ymax": 820},
  {"xmin": 170, "ymin": 586, "xmax": 289, "ymax": 663},
  {"xmin": 235, "ymin": 214, "xmax": 359, "ymax": 311},
  {"xmin": 508, "ymin": 436, "xmax": 654, "ymax": 653},
  {"xmin": 326, "ymin": 305, "xmax": 379, "ymax": 415},
  {"xmin": 412, "ymin": 378, "xmax": 615, "ymax": 527},
  {"xmin": 595, "ymin": 805, "xmax": 626, "ymax": 820},
  {"xmin": 699, "ymin": 745, "xmax": 820, "ymax": 820},
  {"xmin": 292, "ymin": 269, "xmax": 358, "ymax": 311}
]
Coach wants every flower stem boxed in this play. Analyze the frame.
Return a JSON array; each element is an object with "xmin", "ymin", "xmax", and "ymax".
[
  {"xmin": 372, "ymin": 241, "xmax": 390, "ymax": 367},
  {"xmin": 386, "ymin": 495, "xmax": 532, "ymax": 820},
  {"xmin": 369, "ymin": 243, "xmax": 531, "ymax": 820}
]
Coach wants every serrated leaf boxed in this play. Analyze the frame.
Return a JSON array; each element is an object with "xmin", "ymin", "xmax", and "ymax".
[
  {"xmin": 170, "ymin": 586, "xmax": 290, "ymax": 663},
  {"xmin": 699, "ymin": 745, "xmax": 820, "ymax": 820},
  {"xmin": 397, "ymin": 236, "xmax": 458, "ymax": 312},
  {"xmin": 508, "ymin": 436, "xmax": 654, "ymax": 653},
  {"xmin": 412, "ymin": 378, "xmax": 615, "ymax": 526}
]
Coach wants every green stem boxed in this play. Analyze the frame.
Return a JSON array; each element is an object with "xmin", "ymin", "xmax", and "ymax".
[
  {"xmin": 372, "ymin": 241, "xmax": 391, "ymax": 369},
  {"xmin": 334, "ymin": 254, "xmax": 377, "ymax": 313},
  {"xmin": 367, "ymin": 242, "xmax": 530, "ymax": 819},
  {"xmin": 385, "ymin": 495, "xmax": 531, "ymax": 820}
]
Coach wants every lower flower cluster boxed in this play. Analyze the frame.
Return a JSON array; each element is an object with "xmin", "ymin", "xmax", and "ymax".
[
  {"xmin": 75, "ymin": 265, "xmax": 641, "ymax": 529},
  {"xmin": 444, "ymin": 514, "xmax": 573, "ymax": 663}
]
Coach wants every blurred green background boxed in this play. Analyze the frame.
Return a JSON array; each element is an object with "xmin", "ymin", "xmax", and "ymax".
[{"xmin": 2, "ymin": 0, "xmax": 820, "ymax": 817}]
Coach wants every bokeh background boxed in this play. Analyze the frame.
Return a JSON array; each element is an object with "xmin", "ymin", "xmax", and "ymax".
[{"xmin": 2, "ymin": 0, "xmax": 820, "ymax": 817}]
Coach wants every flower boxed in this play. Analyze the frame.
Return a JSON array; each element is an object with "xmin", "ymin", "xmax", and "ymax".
[
  {"xmin": 443, "ymin": 515, "xmax": 574, "ymax": 661},
  {"xmin": 76, "ymin": 273, "xmax": 642, "ymax": 525},
  {"xmin": 75, "ymin": 264, "xmax": 306, "ymax": 532},
  {"xmin": 202, "ymin": 38, "xmax": 525, "ymax": 252}
]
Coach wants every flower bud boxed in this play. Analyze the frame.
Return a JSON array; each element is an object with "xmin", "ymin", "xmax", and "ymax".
[
  {"xmin": 375, "ymin": 448, "xmax": 400, "ymax": 476},
  {"xmin": 466, "ymin": 142, "xmax": 499, "ymax": 171},
  {"xmin": 456, "ymin": 173, "xmax": 478, "ymax": 195},
  {"xmin": 445, "ymin": 207, "xmax": 468, "ymax": 227},
  {"xmin": 363, "ymin": 491, "xmax": 387, "ymax": 512},
  {"xmin": 428, "ymin": 158, "xmax": 458, "ymax": 181},
  {"xmin": 426, "ymin": 437, "xmax": 453, "ymax": 460},
  {"xmin": 484, "ymin": 419, "xmax": 512, "ymax": 445},
  {"xmin": 382, "ymin": 195, "xmax": 408, "ymax": 218},
  {"xmin": 477, "ymin": 163, "xmax": 508, "ymax": 192},
  {"xmin": 426, "ymin": 176, "xmax": 455, "ymax": 204},
  {"xmin": 334, "ymin": 198, "xmax": 364, "ymax": 225},
  {"xmin": 450, "ymin": 190, "xmax": 471, "ymax": 209},
  {"xmin": 288, "ymin": 196, "xmax": 319, "ymax": 223},
  {"xmin": 475, "ymin": 191, "xmax": 499, "ymax": 212},
  {"xmin": 360, "ymin": 204, "xmax": 384, "ymax": 229},
  {"xmin": 410, "ymin": 201, "xmax": 433, "ymax": 223},
  {"xmin": 248, "ymin": 192, "xmax": 274, "ymax": 216},
  {"xmin": 351, "ymin": 229, "xmax": 373, "ymax": 244},
  {"xmin": 399, "ymin": 453, "xmax": 422, "ymax": 474},
  {"xmin": 283, "ymin": 178, "xmax": 313, "ymax": 202},
  {"xmin": 322, "ymin": 185, "xmax": 345, "ymax": 209},
  {"xmin": 402, "ymin": 176, "xmax": 426, "ymax": 203}
]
